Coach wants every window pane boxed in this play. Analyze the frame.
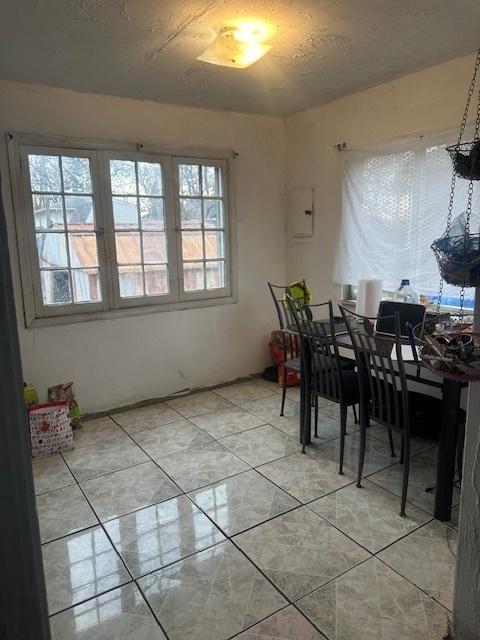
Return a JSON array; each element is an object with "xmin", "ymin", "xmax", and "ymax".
[
  {"xmin": 140, "ymin": 197, "xmax": 164, "ymax": 230},
  {"xmin": 145, "ymin": 264, "xmax": 169, "ymax": 296},
  {"xmin": 202, "ymin": 166, "xmax": 222, "ymax": 197},
  {"xmin": 138, "ymin": 162, "xmax": 163, "ymax": 196},
  {"xmin": 182, "ymin": 231, "xmax": 203, "ymax": 260},
  {"xmin": 65, "ymin": 195, "xmax": 95, "ymax": 230},
  {"xmin": 143, "ymin": 232, "xmax": 167, "ymax": 263},
  {"xmin": 28, "ymin": 154, "xmax": 61, "ymax": 192},
  {"xmin": 115, "ymin": 232, "xmax": 141, "ymax": 264},
  {"xmin": 205, "ymin": 231, "xmax": 224, "ymax": 259},
  {"xmin": 118, "ymin": 265, "xmax": 144, "ymax": 298},
  {"xmin": 110, "ymin": 160, "xmax": 137, "ymax": 194},
  {"xmin": 33, "ymin": 194, "xmax": 64, "ymax": 230},
  {"xmin": 203, "ymin": 199, "xmax": 223, "ymax": 228},
  {"xmin": 180, "ymin": 198, "xmax": 202, "ymax": 228},
  {"xmin": 183, "ymin": 262, "xmax": 205, "ymax": 291},
  {"xmin": 72, "ymin": 268, "xmax": 102, "ymax": 302},
  {"xmin": 179, "ymin": 164, "xmax": 200, "ymax": 196},
  {"xmin": 68, "ymin": 233, "xmax": 99, "ymax": 268},
  {"xmin": 112, "ymin": 196, "xmax": 139, "ymax": 229},
  {"xmin": 41, "ymin": 270, "xmax": 71, "ymax": 305},
  {"xmin": 61, "ymin": 157, "xmax": 92, "ymax": 193},
  {"xmin": 206, "ymin": 261, "xmax": 225, "ymax": 289},
  {"xmin": 36, "ymin": 233, "xmax": 68, "ymax": 268}
]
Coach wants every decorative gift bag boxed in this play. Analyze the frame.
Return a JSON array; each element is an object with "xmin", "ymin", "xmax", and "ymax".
[{"xmin": 28, "ymin": 401, "xmax": 74, "ymax": 458}]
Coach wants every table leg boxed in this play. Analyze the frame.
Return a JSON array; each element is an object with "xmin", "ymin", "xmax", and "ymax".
[
  {"xmin": 300, "ymin": 336, "xmax": 311, "ymax": 451},
  {"xmin": 434, "ymin": 379, "xmax": 462, "ymax": 521}
]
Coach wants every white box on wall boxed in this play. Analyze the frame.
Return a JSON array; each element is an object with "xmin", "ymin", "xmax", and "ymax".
[{"xmin": 288, "ymin": 187, "xmax": 314, "ymax": 237}]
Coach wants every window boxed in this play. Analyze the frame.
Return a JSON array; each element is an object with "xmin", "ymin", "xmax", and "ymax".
[
  {"xmin": 335, "ymin": 131, "xmax": 479, "ymax": 310},
  {"xmin": 10, "ymin": 135, "xmax": 233, "ymax": 325}
]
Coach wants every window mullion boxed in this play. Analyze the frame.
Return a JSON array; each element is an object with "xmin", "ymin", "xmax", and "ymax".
[
  {"xmin": 94, "ymin": 150, "xmax": 117, "ymax": 311},
  {"xmin": 167, "ymin": 158, "xmax": 184, "ymax": 301}
]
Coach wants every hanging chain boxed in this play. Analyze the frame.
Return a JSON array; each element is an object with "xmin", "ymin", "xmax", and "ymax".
[
  {"xmin": 457, "ymin": 49, "xmax": 480, "ymax": 146},
  {"xmin": 459, "ymin": 81, "xmax": 480, "ymax": 320},
  {"xmin": 437, "ymin": 49, "xmax": 480, "ymax": 318}
]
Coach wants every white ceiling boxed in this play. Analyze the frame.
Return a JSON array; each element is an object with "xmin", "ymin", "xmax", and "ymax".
[{"xmin": 1, "ymin": 0, "xmax": 479, "ymax": 116}]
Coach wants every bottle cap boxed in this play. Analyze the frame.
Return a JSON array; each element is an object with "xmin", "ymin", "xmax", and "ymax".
[{"xmin": 401, "ymin": 279, "xmax": 410, "ymax": 285}]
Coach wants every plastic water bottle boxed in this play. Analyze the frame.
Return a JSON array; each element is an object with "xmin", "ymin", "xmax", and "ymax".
[{"xmin": 393, "ymin": 279, "xmax": 419, "ymax": 303}]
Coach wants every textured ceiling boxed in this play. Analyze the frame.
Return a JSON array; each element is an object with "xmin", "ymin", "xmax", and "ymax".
[{"xmin": 0, "ymin": 0, "xmax": 479, "ymax": 116}]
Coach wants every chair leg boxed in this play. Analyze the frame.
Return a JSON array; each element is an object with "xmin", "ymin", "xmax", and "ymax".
[
  {"xmin": 400, "ymin": 434, "xmax": 411, "ymax": 517},
  {"xmin": 357, "ymin": 410, "xmax": 368, "ymax": 488},
  {"xmin": 399, "ymin": 435, "xmax": 405, "ymax": 464},
  {"xmin": 339, "ymin": 403, "xmax": 347, "ymax": 475},
  {"xmin": 352, "ymin": 404, "xmax": 358, "ymax": 424},
  {"xmin": 280, "ymin": 368, "xmax": 287, "ymax": 417},
  {"xmin": 457, "ymin": 420, "xmax": 466, "ymax": 483},
  {"xmin": 314, "ymin": 397, "xmax": 319, "ymax": 438},
  {"xmin": 387, "ymin": 429, "xmax": 396, "ymax": 458}
]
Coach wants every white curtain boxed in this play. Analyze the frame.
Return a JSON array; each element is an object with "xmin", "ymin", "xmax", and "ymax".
[{"xmin": 334, "ymin": 130, "xmax": 480, "ymax": 307}]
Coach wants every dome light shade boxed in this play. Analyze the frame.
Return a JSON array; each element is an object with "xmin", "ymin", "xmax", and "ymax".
[{"xmin": 197, "ymin": 23, "xmax": 272, "ymax": 69}]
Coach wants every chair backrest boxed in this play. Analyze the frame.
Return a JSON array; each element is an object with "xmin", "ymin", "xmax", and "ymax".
[
  {"xmin": 267, "ymin": 283, "xmax": 295, "ymax": 331},
  {"xmin": 267, "ymin": 282, "xmax": 300, "ymax": 360},
  {"xmin": 339, "ymin": 305, "xmax": 409, "ymax": 432},
  {"xmin": 286, "ymin": 295, "xmax": 345, "ymax": 404}
]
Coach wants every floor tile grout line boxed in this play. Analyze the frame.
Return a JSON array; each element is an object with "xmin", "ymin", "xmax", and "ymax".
[
  {"xmin": 187, "ymin": 487, "xmax": 303, "ymax": 540},
  {"xmin": 372, "ymin": 517, "xmax": 456, "ymax": 558},
  {"xmin": 366, "ymin": 472, "xmax": 455, "ymax": 519},
  {"xmin": 190, "ymin": 418, "xmax": 270, "ymax": 440},
  {"xmin": 303, "ymin": 500, "xmax": 435, "ymax": 557},
  {"xmin": 84, "ymin": 482, "xmax": 184, "ymax": 525},
  {"xmin": 224, "ymin": 603, "xmax": 292, "ymax": 640},
  {"xmin": 133, "ymin": 577, "xmax": 172, "ymax": 640},
  {"xmin": 60, "ymin": 451, "xmax": 152, "ymax": 485},
  {"xmin": 230, "ymin": 533, "xmax": 373, "ymax": 616},
  {"xmin": 373, "ymin": 555, "xmax": 454, "ymax": 614},
  {"xmin": 47, "ymin": 578, "xmax": 134, "ymax": 620}
]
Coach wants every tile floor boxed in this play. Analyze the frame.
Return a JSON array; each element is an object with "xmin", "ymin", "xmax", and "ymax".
[{"xmin": 32, "ymin": 380, "xmax": 457, "ymax": 640}]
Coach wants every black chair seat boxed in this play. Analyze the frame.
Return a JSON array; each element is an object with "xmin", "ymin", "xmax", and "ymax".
[
  {"xmin": 312, "ymin": 353, "xmax": 356, "ymax": 372},
  {"xmin": 311, "ymin": 369, "xmax": 360, "ymax": 406},
  {"xmin": 285, "ymin": 357, "xmax": 301, "ymax": 372}
]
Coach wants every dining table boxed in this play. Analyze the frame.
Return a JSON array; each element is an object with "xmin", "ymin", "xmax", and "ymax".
[{"xmin": 298, "ymin": 323, "xmax": 465, "ymax": 522}]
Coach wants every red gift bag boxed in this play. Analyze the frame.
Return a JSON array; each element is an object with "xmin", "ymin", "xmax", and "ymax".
[{"xmin": 28, "ymin": 401, "xmax": 74, "ymax": 458}]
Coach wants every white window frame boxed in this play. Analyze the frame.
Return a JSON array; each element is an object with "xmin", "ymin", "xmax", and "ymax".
[{"xmin": 8, "ymin": 133, "xmax": 236, "ymax": 327}]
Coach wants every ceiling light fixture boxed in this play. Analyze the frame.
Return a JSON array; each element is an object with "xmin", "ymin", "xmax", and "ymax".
[{"xmin": 197, "ymin": 22, "xmax": 272, "ymax": 69}]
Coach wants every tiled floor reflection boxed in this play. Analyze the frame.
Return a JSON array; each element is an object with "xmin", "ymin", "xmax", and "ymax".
[
  {"xmin": 33, "ymin": 380, "xmax": 452, "ymax": 639},
  {"xmin": 42, "ymin": 526, "xmax": 130, "ymax": 615},
  {"xmin": 104, "ymin": 495, "xmax": 225, "ymax": 577},
  {"xmin": 189, "ymin": 469, "xmax": 300, "ymax": 535},
  {"xmin": 138, "ymin": 541, "xmax": 287, "ymax": 640},
  {"xmin": 50, "ymin": 582, "xmax": 167, "ymax": 639}
]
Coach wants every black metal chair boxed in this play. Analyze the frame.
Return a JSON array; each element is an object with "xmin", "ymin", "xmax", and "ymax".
[
  {"xmin": 267, "ymin": 283, "xmax": 302, "ymax": 416},
  {"xmin": 339, "ymin": 305, "xmax": 411, "ymax": 516},
  {"xmin": 287, "ymin": 296, "xmax": 360, "ymax": 465}
]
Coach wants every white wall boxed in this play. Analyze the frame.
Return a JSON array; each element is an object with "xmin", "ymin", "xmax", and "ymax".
[
  {"xmin": 0, "ymin": 81, "xmax": 286, "ymax": 413},
  {"xmin": 285, "ymin": 52, "xmax": 477, "ymax": 301}
]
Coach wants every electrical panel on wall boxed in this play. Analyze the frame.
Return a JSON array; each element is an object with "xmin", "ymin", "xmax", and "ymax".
[{"xmin": 288, "ymin": 187, "xmax": 314, "ymax": 238}]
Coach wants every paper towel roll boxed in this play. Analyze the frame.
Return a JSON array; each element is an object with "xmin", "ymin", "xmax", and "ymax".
[{"xmin": 355, "ymin": 278, "xmax": 383, "ymax": 317}]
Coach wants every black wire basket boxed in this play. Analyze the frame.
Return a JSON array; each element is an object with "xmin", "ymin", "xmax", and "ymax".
[
  {"xmin": 446, "ymin": 140, "xmax": 480, "ymax": 180},
  {"xmin": 431, "ymin": 232, "xmax": 480, "ymax": 287}
]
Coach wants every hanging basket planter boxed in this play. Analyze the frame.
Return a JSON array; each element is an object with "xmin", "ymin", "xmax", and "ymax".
[
  {"xmin": 419, "ymin": 47, "xmax": 480, "ymax": 382},
  {"xmin": 447, "ymin": 140, "xmax": 480, "ymax": 180},
  {"xmin": 431, "ymin": 232, "xmax": 480, "ymax": 287}
]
